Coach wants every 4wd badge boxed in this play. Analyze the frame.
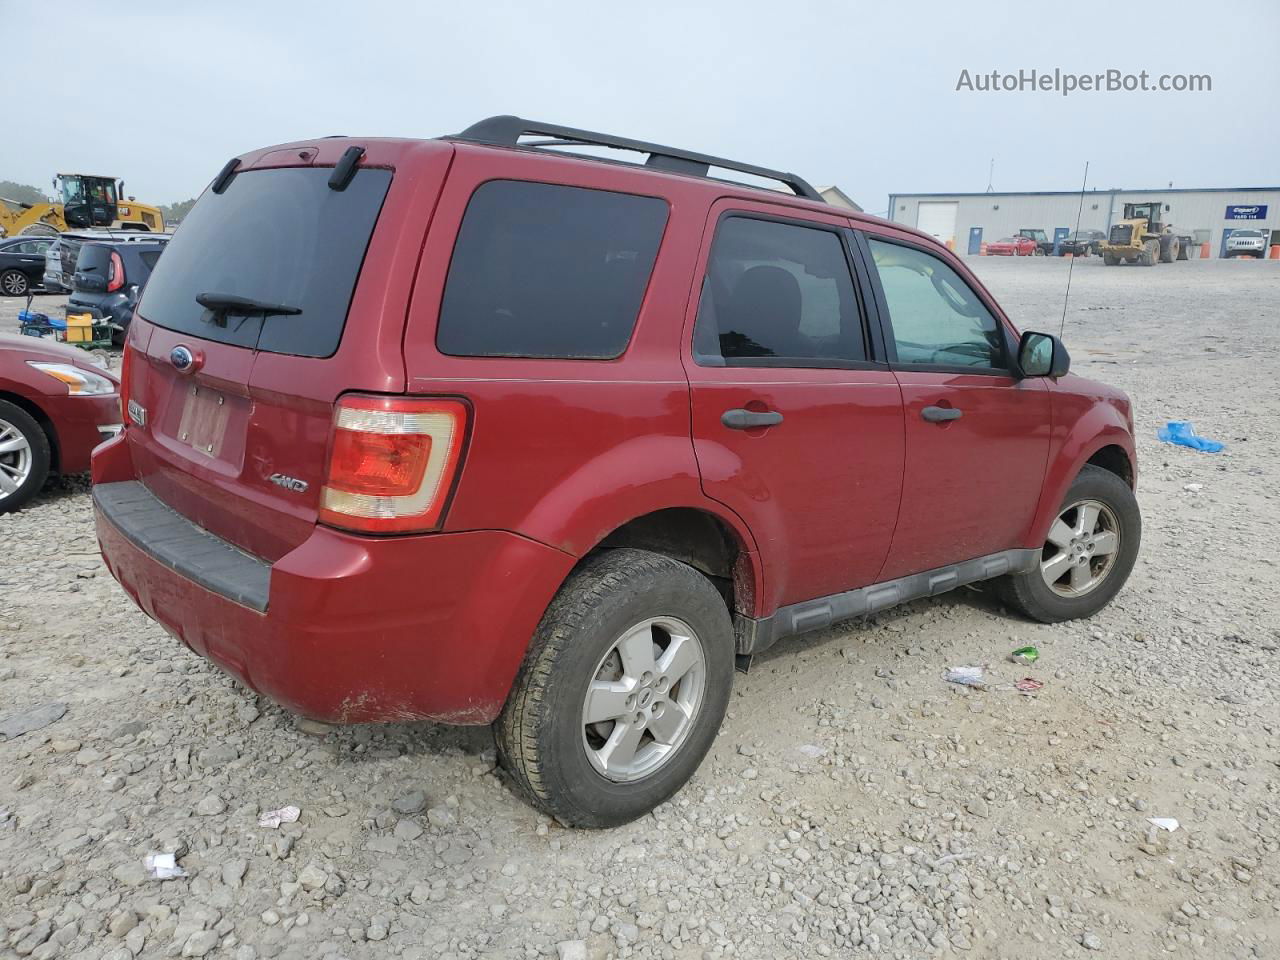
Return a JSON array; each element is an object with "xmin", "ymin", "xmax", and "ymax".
[{"xmin": 269, "ymin": 473, "xmax": 308, "ymax": 494}]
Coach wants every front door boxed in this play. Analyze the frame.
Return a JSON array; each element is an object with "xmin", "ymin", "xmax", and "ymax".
[
  {"xmin": 859, "ymin": 231, "xmax": 1050, "ymax": 580},
  {"xmin": 684, "ymin": 201, "xmax": 905, "ymax": 614}
]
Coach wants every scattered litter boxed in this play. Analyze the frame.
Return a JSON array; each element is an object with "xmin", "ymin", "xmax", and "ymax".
[
  {"xmin": 0, "ymin": 702, "xmax": 68, "ymax": 741},
  {"xmin": 1147, "ymin": 817, "xmax": 1179, "ymax": 832},
  {"xmin": 1158, "ymin": 421, "xmax": 1224, "ymax": 453},
  {"xmin": 1009, "ymin": 645, "xmax": 1039, "ymax": 666},
  {"xmin": 1014, "ymin": 678, "xmax": 1044, "ymax": 695},
  {"xmin": 144, "ymin": 852, "xmax": 187, "ymax": 880},
  {"xmin": 795, "ymin": 743, "xmax": 826, "ymax": 759},
  {"xmin": 943, "ymin": 666, "xmax": 987, "ymax": 689},
  {"xmin": 258, "ymin": 805, "xmax": 301, "ymax": 828},
  {"xmin": 1183, "ymin": 483, "xmax": 1203, "ymax": 493}
]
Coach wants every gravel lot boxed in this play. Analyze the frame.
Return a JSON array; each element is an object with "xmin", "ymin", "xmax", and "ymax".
[{"xmin": 2, "ymin": 257, "xmax": 1278, "ymax": 960}]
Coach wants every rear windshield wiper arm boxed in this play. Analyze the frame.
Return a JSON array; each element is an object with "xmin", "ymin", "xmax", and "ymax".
[{"xmin": 196, "ymin": 292, "xmax": 302, "ymax": 319}]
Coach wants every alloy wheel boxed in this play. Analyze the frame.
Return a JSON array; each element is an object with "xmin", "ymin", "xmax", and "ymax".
[
  {"xmin": 581, "ymin": 616, "xmax": 707, "ymax": 783},
  {"xmin": 1040, "ymin": 498, "xmax": 1121, "ymax": 597},
  {"xmin": 1, "ymin": 271, "xmax": 28, "ymax": 296},
  {"xmin": 0, "ymin": 418, "xmax": 33, "ymax": 499}
]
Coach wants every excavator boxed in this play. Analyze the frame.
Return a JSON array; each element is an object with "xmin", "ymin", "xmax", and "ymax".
[{"xmin": 0, "ymin": 173, "xmax": 163, "ymax": 238}]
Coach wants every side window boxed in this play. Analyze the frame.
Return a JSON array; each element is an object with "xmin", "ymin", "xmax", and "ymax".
[
  {"xmin": 867, "ymin": 238, "xmax": 1006, "ymax": 369},
  {"xmin": 437, "ymin": 180, "xmax": 668, "ymax": 359},
  {"xmin": 694, "ymin": 216, "xmax": 866, "ymax": 366}
]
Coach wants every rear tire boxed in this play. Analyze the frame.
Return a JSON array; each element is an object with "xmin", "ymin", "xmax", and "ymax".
[
  {"xmin": 996, "ymin": 465, "xmax": 1140, "ymax": 624},
  {"xmin": 0, "ymin": 399, "xmax": 51, "ymax": 515},
  {"xmin": 1, "ymin": 269, "xmax": 30, "ymax": 297},
  {"xmin": 496, "ymin": 548, "xmax": 735, "ymax": 828}
]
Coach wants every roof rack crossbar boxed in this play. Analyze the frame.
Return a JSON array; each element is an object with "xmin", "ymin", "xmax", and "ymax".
[{"xmin": 450, "ymin": 115, "xmax": 823, "ymax": 202}]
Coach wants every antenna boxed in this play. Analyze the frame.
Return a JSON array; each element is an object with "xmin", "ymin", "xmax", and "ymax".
[
  {"xmin": 985, "ymin": 158, "xmax": 995, "ymax": 193},
  {"xmin": 1059, "ymin": 161, "xmax": 1089, "ymax": 338}
]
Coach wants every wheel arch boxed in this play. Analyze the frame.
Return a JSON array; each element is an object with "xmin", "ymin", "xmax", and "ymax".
[
  {"xmin": 1085, "ymin": 443, "xmax": 1134, "ymax": 488},
  {"xmin": 588, "ymin": 506, "xmax": 761, "ymax": 618},
  {"xmin": 0, "ymin": 389, "xmax": 59, "ymax": 474},
  {"xmin": 1026, "ymin": 416, "xmax": 1135, "ymax": 548}
]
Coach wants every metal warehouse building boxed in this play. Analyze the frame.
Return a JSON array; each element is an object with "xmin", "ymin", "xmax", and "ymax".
[{"xmin": 888, "ymin": 187, "xmax": 1278, "ymax": 258}]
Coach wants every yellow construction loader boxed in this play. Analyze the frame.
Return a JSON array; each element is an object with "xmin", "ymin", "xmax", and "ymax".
[
  {"xmin": 0, "ymin": 173, "xmax": 163, "ymax": 238},
  {"xmin": 1100, "ymin": 201, "xmax": 1192, "ymax": 266}
]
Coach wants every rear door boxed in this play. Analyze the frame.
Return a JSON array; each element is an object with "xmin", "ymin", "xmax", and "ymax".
[
  {"xmin": 124, "ymin": 141, "xmax": 451, "ymax": 561},
  {"xmin": 857, "ymin": 230, "xmax": 1050, "ymax": 579},
  {"xmin": 684, "ymin": 200, "xmax": 904, "ymax": 613}
]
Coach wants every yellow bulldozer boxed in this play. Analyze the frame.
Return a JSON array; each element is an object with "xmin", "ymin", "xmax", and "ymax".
[
  {"xmin": 0, "ymin": 173, "xmax": 163, "ymax": 238},
  {"xmin": 1100, "ymin": 201, "xmax": 1192, "ymax": 266}
]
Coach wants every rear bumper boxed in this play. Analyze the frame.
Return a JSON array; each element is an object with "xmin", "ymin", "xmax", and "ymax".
[{"xmin": 92, "ymin": 458, "xmax": 575, "ymax": 725}]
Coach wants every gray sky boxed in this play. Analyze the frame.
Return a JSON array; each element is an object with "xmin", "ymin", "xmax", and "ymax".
[{"xmin": 7, "ymin": 0, "xmax": 1277, "ymax": 214}]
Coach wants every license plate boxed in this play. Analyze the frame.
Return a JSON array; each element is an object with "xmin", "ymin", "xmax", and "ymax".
[{"xmin": 176, "ymin": 385, "xmax": 231, "ymax": 457}]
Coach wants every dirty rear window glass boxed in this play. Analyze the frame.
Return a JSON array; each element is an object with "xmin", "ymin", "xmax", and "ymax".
[
  {"xmin": 437, "ymin": 180, "xmax": 668, "ymax": 359},
  {"xmin": 137, "ymin": 166, "xmax": 391, "ymax": 357}
]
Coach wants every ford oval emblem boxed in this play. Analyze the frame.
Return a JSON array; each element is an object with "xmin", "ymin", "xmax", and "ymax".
[{"xmin": 170, "ymin": 345, "xmax": 195, "ymax": 373}]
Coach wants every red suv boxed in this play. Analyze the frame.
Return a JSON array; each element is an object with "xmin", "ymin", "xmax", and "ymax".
[{"xmin": 93, "ymin": 117, "xmax": 1140, "ymax": 827}]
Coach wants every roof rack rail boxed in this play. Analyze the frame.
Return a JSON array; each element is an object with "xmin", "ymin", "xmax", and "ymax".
[{"xmin": 450, "ymin": 115, "xmax": 824, "ymax": 202}]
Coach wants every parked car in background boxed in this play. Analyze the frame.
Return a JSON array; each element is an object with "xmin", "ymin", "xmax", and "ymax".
[
  {"xmin": 0, "ymin": 236, "xmax": 57, "ymax": 297},
  {"xmin": 67, "ymin": 237, "xmax": 170, "ymax": 345},
  {"xmin": 1059, "ymin": 229, "xmax": 1106, "ymax": 257},
  {"xmin": 44, "ymin": 230, "xmax": 169, "ymax": 294},
  {"xmin": 0, "ymin": 334, "xmax": 120, "ymax": 513},
  {"xmin": 1017, "ymin": 228, "xmax": 1053, "ymax": 255},
  {"xmin": 93, "ymin": 116, "xmax": 1141, "ymax": 827},
  {"xmin": 1224, "ymin": 229, "xmax": 1268, "ymax": 259},
  {"xmin": 987, "ymin": 235, "xmax": 1038, "ymax": 256}
]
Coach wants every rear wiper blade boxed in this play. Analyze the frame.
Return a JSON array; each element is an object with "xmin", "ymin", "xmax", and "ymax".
[{"xmin": 196, "ymin": 292, "xmax": 301, "ymax": 318}]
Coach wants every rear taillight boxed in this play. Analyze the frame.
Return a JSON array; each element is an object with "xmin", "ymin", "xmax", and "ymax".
[
  {"xmin": 107, "ymin": 251, "xmax": 125, "ymax": 292},
  {"xmin": 319, "ymin": 395, "xmax": 468, "ymax": 534}
]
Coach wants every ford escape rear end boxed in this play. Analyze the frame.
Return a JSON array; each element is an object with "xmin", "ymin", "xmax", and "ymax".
[{"xmin": 95, "ymin": 117, "xmax": 1141, "ymax": 827}]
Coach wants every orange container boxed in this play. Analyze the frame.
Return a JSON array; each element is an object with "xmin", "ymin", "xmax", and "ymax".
[
  {"xmin": 65, "ymin": 313, "xmax": 93, "ymax": 343},
  {"xmin": 1269, "ymin": 245, "xmax": 1280, "ymax": 260}
]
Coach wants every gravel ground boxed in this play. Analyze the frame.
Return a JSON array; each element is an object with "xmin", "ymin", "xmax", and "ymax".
[{"xmin": 1, "ymin": 257, "xmax": 1278, "ymax": 960}]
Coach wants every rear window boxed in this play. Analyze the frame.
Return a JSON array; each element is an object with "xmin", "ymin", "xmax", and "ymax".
[
  {"xmin": 137, "ymin": 166, "xmax": 391, "ymax": 357},
  {"xmin": 75, "ymin": 243, "xmax": 110, "ymax": 273},
  {"xmin": 436, "ymin": 180, "xmax": 668, "ymax": 359}
]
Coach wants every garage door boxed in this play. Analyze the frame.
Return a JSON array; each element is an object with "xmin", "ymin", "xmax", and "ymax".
[{"xmin": 916, "ymin": 202, "xmax": 958, "ymax": 249}]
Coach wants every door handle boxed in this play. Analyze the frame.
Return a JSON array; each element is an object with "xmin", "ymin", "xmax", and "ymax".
[
  {"xmin": 722, "ymin": 408, "xmax": 784, "ymax": 430},
  {"xmin": 921, "ymin": 405, "xmax": 962, "ymax": 423}
]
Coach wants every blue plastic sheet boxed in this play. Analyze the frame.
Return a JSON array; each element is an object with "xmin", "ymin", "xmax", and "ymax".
[{"xmin": 1157, "ymin": 421, "xmax": 1224, "ymax": 454}]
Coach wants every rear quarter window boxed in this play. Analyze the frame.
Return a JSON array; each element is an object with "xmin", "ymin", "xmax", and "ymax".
[{"xmin": 436, "ymin": 180, "xmax": 668, "ymax": 359}]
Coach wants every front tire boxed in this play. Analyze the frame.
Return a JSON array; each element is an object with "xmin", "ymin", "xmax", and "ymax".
[
  {"xmin": 997, "ymin": 465, "xmax": 1140, "ymax": 623},
  {"xmin": 0, "ymin": 400, "xmax": 51, "ymax": 514},
  {"xmin": 496, "ymin": 549, "xmax": 735, "ymax": 828},
  {"xmin": 1, "ymin": 269, "xmax": 30, "ymax": 297}
]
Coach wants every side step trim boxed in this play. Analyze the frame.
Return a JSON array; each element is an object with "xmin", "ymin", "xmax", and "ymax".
[
  {"xmin": 734, "ymin": 548, "xmax": 1038, "ymax": 655},
  {"xmin": 93, "ymin": 481, "xmax": 271, "ymax": 613}
]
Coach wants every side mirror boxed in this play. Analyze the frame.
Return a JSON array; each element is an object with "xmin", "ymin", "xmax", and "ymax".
[{"xmin": 1018, "ymin": 330, "xmax": 1070, "ymax": 379}]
